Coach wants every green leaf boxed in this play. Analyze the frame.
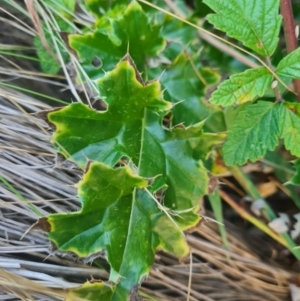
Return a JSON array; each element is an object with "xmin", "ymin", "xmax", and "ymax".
[
  {"xmin": 223, "ymin": 101, "xmax": 300, "ymax": 165},
  {"xmin": 210, "ymin": 67, "xmax": 273, "ymax": 107},
  {"xmin": 85, "ymin": 0, "xmax": 130, "ymax": 16},
  {"xmin": 45, "ymin": 162, "xmax": 192, "ymax": 300},
  {"xmin": 161, "ymin": 53, "xmax": 220, "ymax": 125},
  {"xmin": 40, "ymin": 55, "xmax": 216, "ymax": 299},
  {"xmin": 69, "ymin": 1, "xmax": 166, "ymax": 78},
  {"xmin": 276, "ymin": 47, "xmax": 300, "ymax": 79},
  {"xmin": 286, "ymin": 159, "xmax": 300, "ymax": 187},
  {"xmin": 48, "ymin": 55, "xmax": 210, "ymax": 210},
  {"xmin": 203, "ymin": 0, "xmax": 281, "ymax": 57},
  {"xmin": 223, "ymin": 101, "xmax": 280, "ymax": 165},
  {"xmin": 44, "ymin": 0, "xmax": 76, "ymax": 14},
  {"xmin": 35, "ymin": 20, "xmax": 72, "ymax": 74},
  {"xmin": 66, "ymin": 282, "xmax": 114, "ymax": 301},
  {"xmin": 162, "ymin": 15, "xmax": 198, "ymax": 45},
  {"xmin": 280, "ymin": 102, "xmax": 300, "ymax": 156}
]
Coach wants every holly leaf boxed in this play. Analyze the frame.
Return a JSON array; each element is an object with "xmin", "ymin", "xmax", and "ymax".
[
  {"xmin": 276, "ymin": 47, "xmax": 300, "ymax": 79},
  {"xmin": 69, "ymin": 1, "xmax": 166, "ymax": 78},
  {"xmin": 47, "ymin": 55, "xmax": 210, "ymax": 209},
  {"xmin": 223, "ymin": 101, "xmax": 300, "ymax": 165},
  {"xmin": 203, "ymin": 0, "xmax": 281, "ymax": 57},
  {"xmin": 40, "ymin": 162, "xmax": 192, "ymax": 300},
  {"xmin": 161, "ymin": 53, "xmax": 220, "ymax": 126},
  {"xmin": 38, "ymin": 55, "xmax": 216, "ymax": 299},
  {"xmin": 210, "ymin": 67, "xmax": 273, "ymax": 107}
]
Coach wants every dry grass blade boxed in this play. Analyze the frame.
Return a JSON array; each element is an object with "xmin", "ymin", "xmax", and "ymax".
[{"xmin": 24, "ymin": 0, "xmax": 58, "ymax": 62}]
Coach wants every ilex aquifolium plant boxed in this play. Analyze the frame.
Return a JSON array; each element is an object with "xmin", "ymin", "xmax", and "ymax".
[
  {"xmin": 35, "ymin": 55, "xmax": 223, "ymax": 300},
  {"xmin": 34, "ymin": 0, "xmax": 300, "ymax": 300}
]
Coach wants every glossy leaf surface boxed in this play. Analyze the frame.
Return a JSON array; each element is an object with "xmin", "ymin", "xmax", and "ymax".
[
  {"xmin": 161, "ymin": 53, "xmax": 220, "ymax": 125},
  {"xmin": 69, "ymin": 1, "xmax": 165, "ymax": 78},
  {"xmin": 47, "ymin": 162, "xmax": 191, "ymax": 300},
  {"xmin": 39, "ymin": 56, "xmax": 221, "ymax": 300},
  {"xmin": 48, "ymin": 56, "xmax": 212, "ymax": 210}
]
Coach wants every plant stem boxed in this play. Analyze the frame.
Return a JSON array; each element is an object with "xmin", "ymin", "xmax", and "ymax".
[
  {"xmin": 280, "ymin": 0, "xmax": 300, "ymax": 102},
  {"xmin": 266, "ymin": 57, "xmax": 282, "ymax": 102}
]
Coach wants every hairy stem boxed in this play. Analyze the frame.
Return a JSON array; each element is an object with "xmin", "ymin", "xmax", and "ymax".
[{"xmin": 280, "ymin": 0, "xmax": 300, "ymax": 102}]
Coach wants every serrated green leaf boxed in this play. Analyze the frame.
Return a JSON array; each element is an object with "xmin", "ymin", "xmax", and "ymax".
[
  {"xmin": 280, "ymin": 102, "xmax": 300, "ymax": 156},
  {"xmin": 69, "ymin": 1, "xmax": 166, "ymax": 78},
  {"xmin": 210, "ymin": 67, "xmax": 273, "ymax": 107},
  {"xmin": 204, "ymin": 0, "xmax": 281, "ymax": 57},
  {"xmin": 223, "ymin": 101, "xmax": 280, "ymax": 165},
  {"xmin": 276, "ymin": 47, "xmax": 300, "ymax": 79},
  {"xmin": 161, "ymin": 53, "xmax": 220, "ymax": 126},
  {"xmin": 48, "ymin": 55, "xmax": 210, "ymax": 210},
  {"xmin": 41, "ymin": 55, "xmax": 215, "ymax": 299},
  {"xmin": 223, "ymin": 101, "xmax": 300, "ymax": 166},
  {"xmin": 47, "ymin": 162, "xmax": 192, "ymax": 300}
]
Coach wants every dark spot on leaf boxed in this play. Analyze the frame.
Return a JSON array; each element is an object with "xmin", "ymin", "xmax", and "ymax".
[
  {"xmin": 162, "ymin": 112, "xmax": 173, "ymax": 128},
  {"xmin": 31, "ymin": 217, "xmax": 51, "ymax": 232},
  {"xmin": 91, "ymin": 98, "xmax": 107, "ymax": 111},
  {"xmin": 115, "ymin": 156, "xmax": 129, "ymax": 167},
  {"xmin": 91, "ymin": 56, "xmax": 102, "ymax": 68}
]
